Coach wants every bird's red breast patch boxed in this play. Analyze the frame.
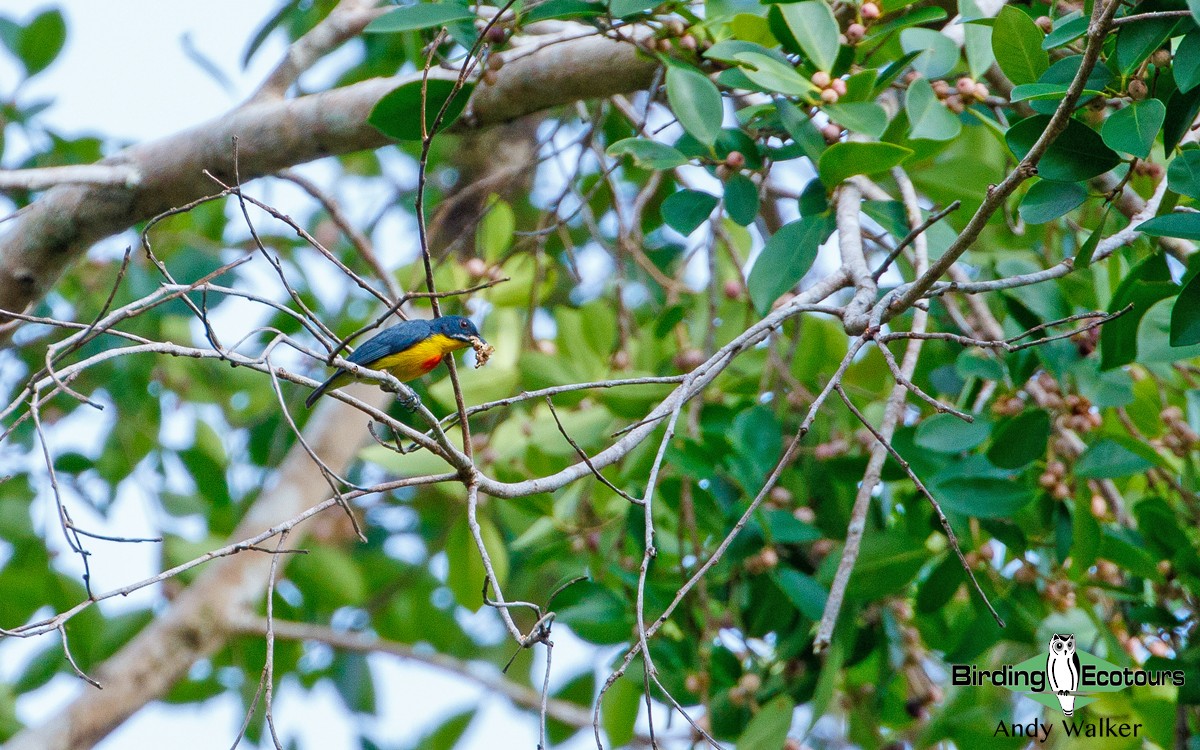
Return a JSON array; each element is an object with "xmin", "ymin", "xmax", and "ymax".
[{"xmin": 421, "ymin": 355, "xmax": 443, "ymax": 373}]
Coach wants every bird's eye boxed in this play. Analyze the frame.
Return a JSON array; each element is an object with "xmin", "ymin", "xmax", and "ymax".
[{"xmin": 461, "ymin": 320, "xmax": 468, "ymax": 328}]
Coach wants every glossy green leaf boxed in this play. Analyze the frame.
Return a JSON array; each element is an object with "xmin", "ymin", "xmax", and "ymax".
[
  {"xmin": 817, "ymin": 141, "xmax": 912, "ymax": 185},
  {"xmin": 992, "ymin": 6, "xmax": 1049, "ymax": 85},
  {"xmin": 724, "ymin": 173, "xmax": 759, "ymax": 226},
  {"xmin": 1101, "ymin": 252, "xmax": 1179, "ymax": 369},
  {"xmin": 522, "ymin": 0, "xmax": 604, "ymax": 21},
  {"xmin": 738, "ymin": 695, "xmax": 795, "ymax": 750},
  {"xmin": 1018, "ymin": 180, "xmax": 1087, "ymax": 224},
  {"xmin": 606, "ymin": 138, "xmax": 689, "ymax": 169},
  {"xmin": 1171, "ymin": 269, "xmax": 1200, "ymax": 346},
  {"xmin": 1137, "ymin": 212, "xmax": 1200, "ymax": 240},
  {"xmin": 1076, "ymin": 439, "xmax": 1155, "ymax": 478},
  {"xmin": 900, "ymin": 27, "xmax": 960, "ymax": 79},
  {"xmin": 666, "ymin": 63, "xmax": 724, "ymax": 147},
  {"xmin": 368, "ymin": 79, "xmax": 474, "ymax": 141},
  {"xmin": 1028, "ymin": 54, "xmax": 1113, "ymax": 115},
  {"xmin": 1177, "ymin": 32, "xmax": 1200, "ymax": 92},
  {"xmin": 780, "ymin": 2, "xmax": 840, "ymax": 71},
  {"xmin": 987, "ymin": 410, "xmax": 1051, "ymax": 469},
  {"xmin": 822, "ymin": 102, "xmax": 888, "ymax": 138},
  {"xmin": 748, "ymin": 215, "xmax": 835, "ymax": 315},
  {"xmin": 1101, "ymin": 100, "xmax": 1165, "ymax": 158},
  {"xmin": 1042, "ymin": 14, "xmax": 1088, "ymax": 49},
  {"xmin": 733, "ymin": 52, "xmax": 814, "ymax": 96},
  {"xmin": 1115, "ymin": 10, "xmax": 1181, "ymax": 75},
  {"xmin": 661, "ymin": 189, "xmax": 719, "ymax": 235},
  {"xmin": 1005, "ymin": 115, "xmax": 1121, "ymax": 182},
  {"xmin": 1168, "ymin": 149, "xmax": 1200, "ymax": 197},
  {"xmin": 906, "ymin": 77, "xmax": 961, "ymax": 141},
  {"xmin": 364, "ymin": 3, "xmax": 475, "ymax": 32}
]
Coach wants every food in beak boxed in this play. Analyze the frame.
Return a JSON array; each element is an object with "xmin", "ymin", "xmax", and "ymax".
[{"xmin": 470, "ymin": 336, "xmax": 494, "ymax": 367}]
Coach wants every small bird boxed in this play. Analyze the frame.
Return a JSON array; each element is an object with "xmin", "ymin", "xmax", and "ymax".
[{"xmin": 306, "ymin": 315, "xmax": 486, "ymax": 408}]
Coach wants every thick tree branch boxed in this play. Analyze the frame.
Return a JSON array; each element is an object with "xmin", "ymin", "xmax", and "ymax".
[{"xmin": 0, "ymin": 26, "xmax": 657, "ymax": 330}]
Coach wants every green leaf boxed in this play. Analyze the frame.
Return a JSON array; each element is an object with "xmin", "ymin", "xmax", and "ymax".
[
  {"xmin": 1018, "ymin": 180, "xmax": 1087, "ymax": 224},
  {"xmin": 1191, "ymin": 0, "xmax": 1200, "ymax": 26},
  {"xmin": 1042, "ymin": 14, "xmax": 1088, "ymax": 49},
  {"xmin": 933, "ymin": 475, "xmax": 1035, "ymax": 518},
  {"xmin": 906, "ymin": 77, "xmax": 961, "ymax": 141},
  {"xmin": 1076, "ymin": 201, "xmax": 1114, "ymax": 268},
  {"xmin": 522, "ymin": 0, "xmax": 604, "ymax": 22},
  {"xmin": 609, "ymin": 0, "xmax": 658, "ymax": 16},
  {"xmin": 780, "ymin": 2, "xmax": 840, "ymax": 71},
  {"xmin": 1170, "ymin": 269, "xmax": 1200, "ymax": 346},
  {"xmin": 364, "ymin": 3, "xmax": 475, "ymax": 32},
  {"xmin": 774, "ymin": 569, "xmax": 827, "ymax": 620},
  {"xmin": 1164, "ymin": 85, "xmax": 1200, "ymax": 153},
  {"xmin": 1177, "ymin": 32, "xmax": 1200, "ymax": 92},
  {"xmin": 415, "ymin": 710, "xmax": 475, "ymax": 750},
  {"xmin": 445, "ymin": 515, "xmax": 508, "ymax": 610},
  {"xmin": 987, "ymin": 410, "xmax": 1051, "ymax": 469},
  {"xmin": 665, "ymin": 64, "xmax": 724, "ymax": 147},
  {"xmin": 1010, "ymin": 83, "xmax": 1104, "ymax": 102},
  {"xmin": 1005, "ymin": 115, "xmax": 1121, "ymax": 182},
  {"xmin": 477, "ymin": 197, "xmax": 514, "ymax": 261},
  {"xmin": 661, "ymin": 189, "xmax": 719, "ymax": 235},
  {"xmin": 737, "ymin": 694, "xmax": 795, "ymax": 750},
  {"xmin": 553, "ymin": 581, "xmax": 633, "ymax": 644},
  {"xmin": 822, "ymin": 102, "xmax": 888, "ymax": 138},
  {"xmin": 733, "ymin": 52, "xmax": 814, "ymax": 96},
  {"xmin": 914, "ymin": 413, "xmax": 991, "ymax": 453},
  {"xmin": 1115, "ymin": 10, "xmax": 1181, "ymax": 75},
  {"xmin": 724, "ymin": 173, "xmax": 759, "ymax": 226},
  {"xmin": 1137, "ymin": 212, "xmax": 1200, "ymax": 240},
  {"xmin": 1101, "ymin": 252, "xmax": 1179, "ymax": 370},
  {"xmin": 747, "ymin": 215, "xmax": 835, "ymax": 315},
  {"xmin": 1168, "ymin": 149, "xmax": 1200, "ymax": 197},
  {"xmin": 368, "ymin": 79, "xmax": 474, "ymax": 141},
  {"xmin": 1101, "ymin": 100, "xmax": 1166, "ymax": 158},
  {"xmin": 900, "ymin": 27, "xmax": 961, "ymax": 79},
  {"xmin": 817, "ymin": 141, "xmax": 912, "ymax": 185},
  {"xmin": 1076, "ymin": 439, "xmax": 1155, "ymax": 478},
  {"xmin": 961, "ymin": 0, "xmax": 995, "ymax": 78},
  {"xmin": 606, "ymin": 138, "xmax": 689, "ymax": 169},
  {"xmin": 16, "ymin": 10, "xmax": 65, "ymax": 76},
  {"xmin": 1028, "ymin": 54, "xmax": 1113, "ymax": 115},
  {"xmin": 992, "ymin": 6, "xmax": 1049, "ymax": 85}
]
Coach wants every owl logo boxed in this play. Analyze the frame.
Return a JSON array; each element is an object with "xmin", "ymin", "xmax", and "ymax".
[{"xmin": 1047, "ymin": 633, "xmax": 1081, "ymax": 715}]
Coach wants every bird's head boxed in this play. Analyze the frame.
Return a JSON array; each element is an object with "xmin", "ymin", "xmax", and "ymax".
[{"xmin": 434, "ymin": 315, "xmax": 484, "ymax": 345}]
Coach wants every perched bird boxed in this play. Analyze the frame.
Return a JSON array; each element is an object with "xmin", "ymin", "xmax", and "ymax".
[{"xmin": 306, "ymin": 315, "xmax": 486, "ymax": 408}]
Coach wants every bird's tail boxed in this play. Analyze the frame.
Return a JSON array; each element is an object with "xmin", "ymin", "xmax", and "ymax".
[{"xmin": 305, "ymin": 372, "xmax": 346, "ymax": 408}]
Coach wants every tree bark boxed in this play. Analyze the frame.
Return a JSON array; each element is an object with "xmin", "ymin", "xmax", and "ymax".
[{"xmin": 0, "ymin": 28, "xmax": 656, "ymax": 329}]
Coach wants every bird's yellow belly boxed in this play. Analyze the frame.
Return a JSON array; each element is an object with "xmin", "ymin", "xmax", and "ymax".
[{"xmin": 369, "ymin": 333, "xmax": 468, "ymax": 382}]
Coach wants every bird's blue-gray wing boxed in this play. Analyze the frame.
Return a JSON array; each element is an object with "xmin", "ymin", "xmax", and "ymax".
[{"xmin": 346, "ymin": 320, "xmax": 431, "ymax": 367}]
